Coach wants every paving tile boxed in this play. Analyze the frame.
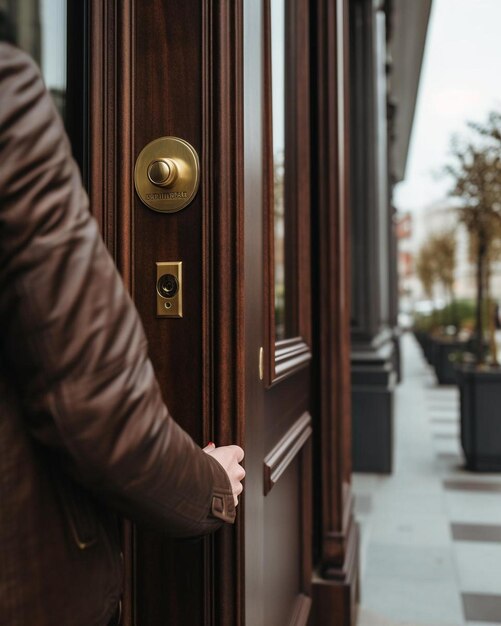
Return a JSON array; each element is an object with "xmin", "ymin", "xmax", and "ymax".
[
  {"xmin": 444, "ymin": 480, "xmax": 501, "ymax": 493},
  {"xmin": 353, "ymin": 474, "xmax": 389, "ymax": 492},
  {"xmin": 463, "ymin": 594, "xmax": 501, "ymax": 623},
  {"xmin": 455, "ymin": 544, "xmax": 501, "ymax": 594},
  {"xmin": 355, "ymin": 494, "xmax": 373, "ymax": 515},
  {"xmin": 451, "ymin": 523, "xmax": 501, "ymax": 543},
  {"xmin": 449, "ymin": 470, "xmax": 501, "ymax": 481},
  {"xmin": 357, "ymin": 607, "xmax": 460, "ymax": 626},
  {"xmin": 435, "ymin": 439, "xmax": 463, "ymax": 450},
  {"xmin": 370, "ymin": 514, "xmax": 451, "ymax": 547},
  {"xmin": 365, "ymin": 544, "xmax": 456, "ymax": 582},
  {"xmin": 430, "ymin": 417, "xmax": 459, "ymax": 424},
  {"xmin": 433, "ymin": 432, "xmax": 460, "ymax": 440},
  {"xmin": 426, "ymin": 402, "xmax": 458, "ymax": 408},
  {"xmin": 445, "ymin": 492, "xmax": 501, "ymax": 524},
  {"xmin": 362, "ymin": 576, "xmax": 464, "ymax": 625},
  {"xmin": 372, "ymin": 490, "xmax": 445, "ymax": 516},
  {"xmin": 434, "ymin": 447, "xmax": 463, "ymax": 462},
  {"xmin": 435, "ymin": 459, "xmax": 465, "ymax": 475},
  {"xmin": 437, "ymin": 452, "xmax": 463, "ymax": 462}
]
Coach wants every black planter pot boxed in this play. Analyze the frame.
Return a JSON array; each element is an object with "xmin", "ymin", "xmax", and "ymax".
[
  {"xmin": 457, "ymin": 365, "xmax": 501, "ymax": 471},
  {"xmin": 465, "ymin": 336, "xmax": 489, "ymax": 359},
  {"xmin": 432, "ymin": 338, "xmax": 469, "ymax": 385},
  {"xmin": 413, "ymin": 330, "xmax": 426, "ymax": 349},
  {"xmin": 413, "ymin": 330, "xmax": 429, "ymax": 357},
  {"xmin": 420, "ymin": 333, "xmax": 434, "ymax": 364}
]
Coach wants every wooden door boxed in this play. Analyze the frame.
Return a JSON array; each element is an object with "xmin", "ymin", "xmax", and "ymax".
[
  {"xmin": 7, "ymin": 0, "xmax": 356, "ymax": 623},
  {"xmin": 87, "ymin": 0, "xmax": 314, "ymax": 624},
  {"xmin": 244, "ymin": 1, "xmax": 313, "ymax": 625}
]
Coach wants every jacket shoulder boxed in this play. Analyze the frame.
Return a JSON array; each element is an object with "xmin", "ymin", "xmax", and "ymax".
[
  {"xmin": 0, "ymin": 41, "xmax": 42, "ymax": 90},
  {"xmin": 0, "ymin": 40, "xmax": 68, "ymax": 203}
]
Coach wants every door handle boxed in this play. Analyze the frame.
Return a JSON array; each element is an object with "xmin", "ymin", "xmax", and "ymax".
[{"xmin": 134, "ymin": 136, "xmax": 200, "ymax": 213}]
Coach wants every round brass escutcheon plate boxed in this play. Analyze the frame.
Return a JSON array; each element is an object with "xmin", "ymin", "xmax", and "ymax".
[{"xmin": 134, "ymin": 137, "xmax": 200, "ymax": 213}]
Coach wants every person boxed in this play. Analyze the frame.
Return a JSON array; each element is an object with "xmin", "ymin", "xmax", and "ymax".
[{"xmin": 0, "ymin": 34, "xmax": 245, "ymax": 626}]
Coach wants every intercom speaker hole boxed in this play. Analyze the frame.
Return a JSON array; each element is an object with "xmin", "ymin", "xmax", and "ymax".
[{"xmin": 157, "ymin": 274, "xmax": 179, "ymax": 299}]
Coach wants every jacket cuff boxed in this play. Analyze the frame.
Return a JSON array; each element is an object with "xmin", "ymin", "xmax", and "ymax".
[
  {"xmin": 206, "ymin": 456, "xmax": 237, "ymax": 524},
  {"xmin": 210, "ymin": 492, "xmax": 236, "ymax": 524}
]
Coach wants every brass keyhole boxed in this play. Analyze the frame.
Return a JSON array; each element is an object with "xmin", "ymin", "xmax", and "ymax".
[{"xmin": 147, "ymin": 158, "xmax": 178, "ymax": 187}]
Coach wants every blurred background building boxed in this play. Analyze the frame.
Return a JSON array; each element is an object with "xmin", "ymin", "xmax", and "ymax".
[{"xmin": 398, "ymin": 198, "xmax": 501, "ymax": 313}]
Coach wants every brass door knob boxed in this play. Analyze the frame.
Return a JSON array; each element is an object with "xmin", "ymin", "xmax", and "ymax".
[
  {"xmin": 134, "ymin": 137, "xmax": 200, "ymax": 213},
  {"xmin": 147, "ymin": 158, "xmax": 178, "ymax": 187}
]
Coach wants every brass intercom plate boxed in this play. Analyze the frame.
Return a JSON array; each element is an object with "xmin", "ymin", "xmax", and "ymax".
[
  {"xmin": 134, "ymin": 137, "xmax": 200, "ymax": 213},
  {"xmin": 156, "ymin": 262, "xmax": 183, "ymax": 318}
]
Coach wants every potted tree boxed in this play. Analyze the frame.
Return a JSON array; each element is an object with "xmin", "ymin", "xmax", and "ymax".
[
  {"xmin": 414, "ymin": 232, "xmax": 465, "ymax": 377},
  {"xmin": 447, "ymin": 113, "xmax": 501, "ymax": 470},
  {"xmin": 414, "ymin": 240, "xmax": 438, "ymax": 363},
  {"xmin": 428, "ymin": 230, "xmax": 469, "ymax": 384}
]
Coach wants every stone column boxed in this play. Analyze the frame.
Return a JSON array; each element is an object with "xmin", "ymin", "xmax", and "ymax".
[{"xmin": 349, "ymin": 0, "xmax": 397, "ymax": 474}]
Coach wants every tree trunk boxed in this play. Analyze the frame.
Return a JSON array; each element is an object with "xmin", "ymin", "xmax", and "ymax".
[
  {"xmin": 449, "ymin": 285, "xmax": 458, "ymax": 334},
  {"xmin": 476, "ymin": 242, "xmax": 485, "ymax": 364},
  {"xmin": 486, "ymin": 262, "xmax": 498, "ymax": 366}
]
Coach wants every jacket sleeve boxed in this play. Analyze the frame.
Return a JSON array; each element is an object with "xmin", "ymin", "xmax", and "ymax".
[{"xmin": 0, "ymin": 43, "xmax": 236, "ymax": 536}]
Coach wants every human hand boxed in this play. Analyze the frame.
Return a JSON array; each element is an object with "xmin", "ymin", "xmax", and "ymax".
[{"xmin": 203, "ymin": 443, "xmax": 245, "ymax": 506}]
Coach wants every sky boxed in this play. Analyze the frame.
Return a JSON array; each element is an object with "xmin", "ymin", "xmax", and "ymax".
[
  {"xmin": 394, "ymin": 0, "xmax": 501, "ymax": 213},
  {"xmin": 271, "ymin": 0, "xmax": 285, "ymax": 157}
]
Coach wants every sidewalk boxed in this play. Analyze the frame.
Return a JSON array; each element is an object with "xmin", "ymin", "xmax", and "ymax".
[{"xmin": 354, "ymin": 332, "xmax": 501, "ymax": 626}]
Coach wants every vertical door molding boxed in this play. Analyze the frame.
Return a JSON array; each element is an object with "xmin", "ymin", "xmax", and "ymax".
[
  {"xmin": 88, "ymin": 2, "xmax": 136, "ymax": 625},
  {"xmin": 88, "ymin": 0, "xmax": 135, "ymax": 286},
  {"xmin": 203, "ymin": 2, "xmax": 245, "ymax": 625},
  {"xmin": 310, "ymin": 0, "xmax": 359, "ymax": 624}
]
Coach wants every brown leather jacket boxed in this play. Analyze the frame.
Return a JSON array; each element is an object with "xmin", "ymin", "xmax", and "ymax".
[{"xmin": 0, "ymin": 43, "xmax": 235, "ymax": 626}]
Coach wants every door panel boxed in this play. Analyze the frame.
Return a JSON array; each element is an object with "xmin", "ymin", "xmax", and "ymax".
[
  {"xmin": 245, "ymin": 0, "xmax": 313, "ymax": 624},
  {"xmin": 264, "ymin": 460, "xmax": 301, "ymax": 622}
]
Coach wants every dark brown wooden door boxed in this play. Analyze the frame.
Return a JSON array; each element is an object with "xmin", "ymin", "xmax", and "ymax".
[
  {"xmin": 7, "ymin": 0, "xmax": 356, "ymax": 622},
  {"xmin": 87, "ymin": 1, "xmax": 313, "ymax": 624}
]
